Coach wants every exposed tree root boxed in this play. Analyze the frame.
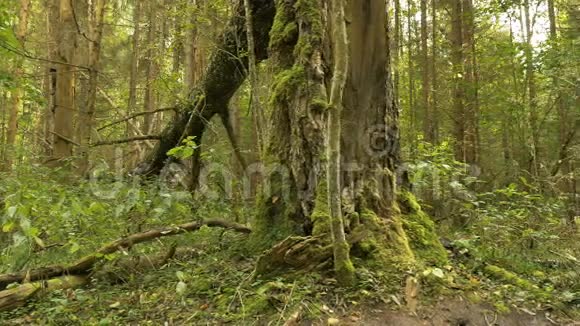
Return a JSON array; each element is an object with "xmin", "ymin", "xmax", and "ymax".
[{"xmin": 254, "ymin": 228, "xmax": 367, "ymax": 278}]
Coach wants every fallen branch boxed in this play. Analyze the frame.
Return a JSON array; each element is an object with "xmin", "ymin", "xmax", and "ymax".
[
  {"xmin": 0, "ymin": 219, "xmax": 251, "ymax": 290},
  {"xmin": 97, "ymin": 107, "xmax": 177, "ymax": 131},
  {"xmin": 0, "ymin": 276, "xmax": 88, "ymax": 311},
  {"xmin": 91, "ymin": 135, "xmax": 162, "ymax": 147}
]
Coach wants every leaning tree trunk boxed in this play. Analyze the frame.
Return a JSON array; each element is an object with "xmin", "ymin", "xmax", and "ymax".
[
  {"xmin": 134, "ymin": 0, "xmax": 275, "ymax": 185},
  {"xmin": 253, "ymin": 0, "xmax": 446, "ymax": 279}
]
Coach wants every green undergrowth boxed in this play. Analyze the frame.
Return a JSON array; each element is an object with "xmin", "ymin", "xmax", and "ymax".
[
  {"xmin": 1, "ymin": 168, "xmax": 579, "ymax": 323},
  {"xmin": 0, "ymin": 223, "xmax": 407, "ymax": 325}
]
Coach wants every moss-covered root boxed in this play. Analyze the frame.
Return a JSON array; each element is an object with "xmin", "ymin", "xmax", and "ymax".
[
  {"xmin": 333, "ymin": 241, "xmax": 355, "ymax": 286},
  {"xmin": 483, "ymin": 265, "xmax": 542, "ymax": 293},
  {"xmin": 398, "ymin": 191, "xmax": 448, "ymax": 267}
]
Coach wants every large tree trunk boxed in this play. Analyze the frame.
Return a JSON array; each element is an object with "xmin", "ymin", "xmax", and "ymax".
[
  {"xmin": 134, "ymin": 0, "xmax": 275, "ymax": 181},
  {"xmin": 133, "ymin": 0, "xmax": 445, "ymax": 282},
  {"xmin": 254, "ymin": 0, "xmax": 445, "ymax": 280}
]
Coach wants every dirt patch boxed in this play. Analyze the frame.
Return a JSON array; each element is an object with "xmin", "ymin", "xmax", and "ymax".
[{"xmin": 343, "ymin": 298, "xmax": 574, "ymax": 326}]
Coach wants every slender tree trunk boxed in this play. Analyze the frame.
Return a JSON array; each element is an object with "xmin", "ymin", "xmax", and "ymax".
[
  {"xmin": 3, "ymin": 0, "xmax": 31, "ymax": 171},
  {"xmin": 463, "ymin": 0, "xmax": 478, "ymax": 165},
  {"xmin": 43, "ymin": 1, "xmax": 59, "ymax": 158},
  {"xmin": 548, "ymin": 0, "xmax": 556, "ymax": 39},
  {"xmin": 521, "ymin": 0, "xmax": 539, "ymax": 178},
  {"xmin": 126, "ymin": 0, "xmax": 142, "ymax": 166},
  {"xmin": 394, "ymin": 0, "xmax": 401, "ymax": 99},
  {"xmin": 51, "ymin": 0, "xmax": 78, "ymax": 164},
  {"xmin": 430, "ymin": 0, "xmax": 439, "ymax": 143},
  {"xmin": 420, "ymin": 0, "xmax": 432, "ymax": 142},
  {"xmin": 407, "ymin": 1, "xmax": 417, "ymax": 157},
  {"xmin": 327, "ymin": 0, "xmax": 354, "ymax": 286},
  {"xmin": 450, "ymin": 0, "xmax": 465, "ymax": 162},
  {"xmin": 244, "ymin": 0, "xmax": 266, "ymax": 159},
  {"xmin": 78, "ymin": 0, "xmax": 107, "ymax": 174},
  {"xmin": 143, "ymin": 1, "xmax": 158, "ymax": 137},
  {"xmin": 0, "ymin": 92, "xmax": 6, "ymax": 167}
]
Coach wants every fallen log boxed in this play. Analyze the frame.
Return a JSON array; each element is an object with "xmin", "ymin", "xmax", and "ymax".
[
  {"xmin": 0, "ymin": 276, "xmax": 88, "ymax": 311},
  {"xmin": 0, "ymin": 219, "xmax": 251, "ymax": 290},
  {"xmin": 0, "ymin": 246, "xmax": 205, "ymax": 312}
]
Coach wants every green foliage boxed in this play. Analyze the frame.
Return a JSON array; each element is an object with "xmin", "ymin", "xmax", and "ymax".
[
  {"xmin": 0, "ymin": 165, "xmax": 195, "ymax": 273},
  {"xmin": 167, "ymin": 136, "xmax": 199, "ymax": 160}
]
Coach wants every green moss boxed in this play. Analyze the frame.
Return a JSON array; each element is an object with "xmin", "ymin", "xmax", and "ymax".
[
  {"xmin": 356, "ymin": 209, "xmax": 416, "ymax": 272},
  {"xmin": 398, "ymin": 190, "xmax": 422, "ymax": 213},
  {"xmin": 398, "ymin": 191, "xmax": 448, "ymax": 267},
  {"xmin": 249, "ymin": 178, "xmax": 302, "ymax": 253},
  {"xmin": 311, "ymin": 180, "xmax": 330, "ymax": 236},
  {"xmin": 484, "ymin": 265, "xmax": 538, "ymax": 292},
  {"xmin": 269, "ymin": 65, "xmax": 306, "ymax": 106},
  {"xmin": 269, "ymin": 0, "xmax": 297, "ymax": 50},
  {"xmin": 293, "ymin": 0, "xmax": 324, "ymax": 60},
  {"xmin": 494, "ymin": 301, "xmax": 511, "ymax": 313},
  {"xmin": 334, "ymin": 241, "xmax": 356, "ymax": 286},
  {"xmin": 244, "ymin": 293, "xmax": 273, "ymax": 315},
  {"xmin": 310, "ymin": 97, "xmax": 330, "ymax": 111}
]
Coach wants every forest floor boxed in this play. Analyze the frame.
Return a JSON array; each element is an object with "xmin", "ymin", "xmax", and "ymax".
[{"xmin": 0, "ymin": 224, "xmax": 578, "ymax": 325}]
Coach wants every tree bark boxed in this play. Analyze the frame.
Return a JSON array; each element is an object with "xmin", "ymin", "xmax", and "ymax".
[
  {"xmin": 143, "ymin": 0, "xmax": 159, "ymax": 137},
  {"xmin": 523, "ymin": 0, "xmax": 539, "ymax": 177},
  {"xmin": 3, "ymin": 0, "xmax": 31, "ymax": 171},
  {"xmin": 254, "ymin": 0, "xmax": 431, "ymax": 279},
  {"xmin": 407, "ymin": 1, "xmax": 417, "ymax": 157},
  {"xmin": 463, "ymin": 0, "xmax": 478, "ymax": 165},
  {"xmin": 51, "ymin": 0, "xmax": 78, "ymax": 164},
  {"xmin": 327, "ymin": 0, "xmax": 354, "ymax": 286},
  {"xmin": 78, "ymin": 0, "xmax": 107, "ymax": 174},
  {"xmin": 431, "ymin": 0, "xmax": 439, "ymax": 143},
  {"xmin": 127, "ymin": 0, "xmax": 142, "ymax": 167},
  {"xmin": 244, "ymin": 0, "xmax": 266, "ymax": 159},
  {"xmin": 393, "ymin": 0, "xmax": 401, "ymax": 100},
  {"xmin": 548, "ymin": 0, "xmax": 556, "ymax": 39},
  {"xmin": 420, "ymin": 0, "xmax": 432, "ymax": 143}
]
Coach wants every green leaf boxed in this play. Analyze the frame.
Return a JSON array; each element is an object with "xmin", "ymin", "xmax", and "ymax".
[
  {"xmin": 69, "ymin": 242, "xmax": 81, "ymax": 254},
  {"xmin": 7, "ymin": 206, "xmax": 17, "ymax": 218},
  {"xmin": 2, "ymin": 221, "xmax": 16, "ymax": 232}
]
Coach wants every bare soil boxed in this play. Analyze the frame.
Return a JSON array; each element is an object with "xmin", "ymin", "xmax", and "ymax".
[{"xmin": 343, "ymin": 298, "xmax": 578, "ymax": 326}]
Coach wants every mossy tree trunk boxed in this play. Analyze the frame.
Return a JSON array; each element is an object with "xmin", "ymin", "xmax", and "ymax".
[
  {"xmin": 133, "ymin": 0, "xmax": 446, "ymax": 280},
  {"xmin": 254, "ymin": 0, "xmax": 447, "ymax": 280}
]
